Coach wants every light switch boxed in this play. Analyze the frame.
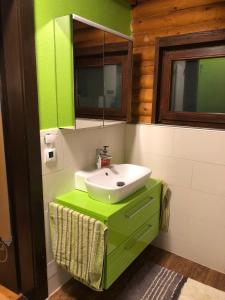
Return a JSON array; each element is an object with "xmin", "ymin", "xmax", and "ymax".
[{"xmin": 45, "ymin": 148, "xmax": 56, "ymax": 163}]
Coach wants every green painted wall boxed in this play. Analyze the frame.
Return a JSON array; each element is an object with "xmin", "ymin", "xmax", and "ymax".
[
  {"xmin": 197, "ymin": 58, "xmax": 225, "ymax": 113},
  {"xmin": 35, "ymin": 0, "xmax": 131, "ymax": 129}
]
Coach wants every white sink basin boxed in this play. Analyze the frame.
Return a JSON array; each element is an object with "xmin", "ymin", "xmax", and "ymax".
[{"xmin": 85, "ymin": 164, "xmax": 151, "ymax": 204}]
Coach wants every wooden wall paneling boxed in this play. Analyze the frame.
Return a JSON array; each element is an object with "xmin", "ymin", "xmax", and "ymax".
[
  {"xmin": 132, "ymin": 3, "xmax": 225, "ymax": 33},
  {"xmin": 131, "ymin": 0, "xmax": 225, "ymax": 123},
  {"xmin": 132, "ymin": 114, "xmax": 152, "ymax": 123},
  {"xmin": 133, "ymin": 88, "xmax": 153, "ymax": 103},
  {"xmin": 133, "ymin": 19, "xmax": 225, "ymax": 48},
  {"xmin": 133, "ymin": 61, "xmax": 154, "ymax": 76},
  {"xmin": 133, "ymin": 46, "xmax": 155, "ymax": 61},
  {"xmin": 133, "ymin": 0, "xmax": 225, "ymax": 19},
  {"xmin": 133, "ymin": 74, "xmax": 154, "ymax": 89},
  {"xmin": 133, "ymin": 102, "xmax": 152, "ymax": 115}
]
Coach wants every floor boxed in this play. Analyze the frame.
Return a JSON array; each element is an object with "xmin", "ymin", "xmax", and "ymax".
[
  {"xmin": 0, "ymin": 285, "xmax": 22, "ymax": 300},
  {"xmin": 50, "ymin": 245, "xmax": 225, "ymax": 300}
]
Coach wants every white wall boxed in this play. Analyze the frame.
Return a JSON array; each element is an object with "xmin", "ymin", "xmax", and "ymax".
[
  {"xmin": 125, "ymin": 124, "xmax": 225, "ymax": 274},
  {"xmin": 40, "ymin": 124, "xmax": 125, "ymax": 295}
]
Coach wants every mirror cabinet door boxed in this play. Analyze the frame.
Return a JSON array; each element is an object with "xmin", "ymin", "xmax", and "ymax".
[
  {"xmin": 73, "ymin": 20, "xmax": 104, "ymax": 129},
  {"xmin": 103, "ymin": 32, "xmax": 132, "ymax": 124},
  {"xmin": 54, "ymin": 15, "xmax": 132, "ymax": 129}
]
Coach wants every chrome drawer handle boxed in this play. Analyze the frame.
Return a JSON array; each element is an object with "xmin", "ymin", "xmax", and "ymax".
[
  {"xmin": 124, "ymin": 224, "xmax": 152, "ymax": 250},
  {"xmin": 125, "ymin": 196, "xmax": 155, "ymax": 219}
]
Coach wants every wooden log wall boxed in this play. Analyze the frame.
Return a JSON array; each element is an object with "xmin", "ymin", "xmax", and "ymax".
[{"xmin": 131, "ymin": 0, "xmax": 225, "ymax": 123}]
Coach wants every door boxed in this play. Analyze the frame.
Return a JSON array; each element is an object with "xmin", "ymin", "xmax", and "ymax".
[{"xmin": 0, "ymin": 0, "xmax": 48, "ymax": 298}]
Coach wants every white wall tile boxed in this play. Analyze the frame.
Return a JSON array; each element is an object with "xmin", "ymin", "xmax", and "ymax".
[
  {"xmin": 42, "ymin": 167, "xmax": 75, "ymax": 211},
  {"xmin": 153, "ymin": 156, "xmax": 193, "ymax": 187},
  {"xmin": 188, "ymin": 190, "xmax": 225, "ymax": 227},
  {"xmin": 126, "ymin": 124, "xmax": 174, "ymax": 162},
  {"xmin": 62, "ymin": 124, "xmax": 125, "ymax": 170},
  {"xmin": 153, "ymin": 233, "xmax": 191, "ymax": 260},
  {"xmin": 167, "ymin": 212, "xmax": 191, "ymax": 240},
  {"xmin": 185, "ymin": 219, "xmax": 225, "ymax": 273},
  {"xmin": 127, "ymin": 151, "xmax": 193, "ymax": 188},
  {"xmin": 174, "ymin": 127, "xmax": 225, "ymax": 165},
  {"xmin": 169, "ymin": 185, "xmax": 191, "ymax": 215},
  {"xmin": 192, "ymin": 162, "xmax": 225, "ymax": 196},
  {"xmin": 126, "ymin": 124, "xmax": 225, "ymax": 273}
]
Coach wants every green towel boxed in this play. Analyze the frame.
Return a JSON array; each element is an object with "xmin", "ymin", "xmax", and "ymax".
[
  {"xmin": 160, "ymin": 182, "xmax": 171, "ymax": 232},
  {"xmin": 49, "ymin": 202, "xmax": 107, "ymax": 290}
]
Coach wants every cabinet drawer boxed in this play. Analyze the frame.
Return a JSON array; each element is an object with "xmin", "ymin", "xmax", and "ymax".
[
  {"xmin": 107, "ymin": 183, "xmax": 161, "ymax": 254},
  {"xmin": 105, "ymin": 211, "xmax": 159, "ymax": 289}
]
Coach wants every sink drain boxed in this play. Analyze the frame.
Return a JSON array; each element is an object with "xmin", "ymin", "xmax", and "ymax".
[{"xmin": 116, "ymin": 181, "xmax": 125, "ymax": 187}]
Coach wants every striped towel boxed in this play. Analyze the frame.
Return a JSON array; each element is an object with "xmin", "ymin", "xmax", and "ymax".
[{"xmin": 49, "ymin": 202, "xmax": 107, "ymax": 290}]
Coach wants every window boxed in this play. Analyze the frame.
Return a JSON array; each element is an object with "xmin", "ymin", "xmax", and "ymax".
[{"xmin": 153, "ymin": 29, "xmax": 225, "ymax": 129}]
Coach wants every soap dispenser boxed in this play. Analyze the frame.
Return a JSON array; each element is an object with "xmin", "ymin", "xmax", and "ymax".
[
  {"xmin": 101, "ymin": 146, "xmax": 112, "ymax": 168},
  {"xmin": 96, "ymin": 146, "xmax": 112, "ymax": 169}
]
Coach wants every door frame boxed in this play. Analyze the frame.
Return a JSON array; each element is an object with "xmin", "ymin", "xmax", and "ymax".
[{"xmin": 0, "ymin": 0, "xmax": 48, "ymax": 299}]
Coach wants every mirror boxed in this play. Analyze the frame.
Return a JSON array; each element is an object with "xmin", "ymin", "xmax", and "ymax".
[
  {"xmin": 103, "ymin": 32, "xmax": 132, "ymax": 123},
  {"xmin": 74, "ymin": 20, "xmax": 104, "ymax": 129},
  {"xmin": 54, "ymin": 15, "xmax": 132, "ymax": 130}
]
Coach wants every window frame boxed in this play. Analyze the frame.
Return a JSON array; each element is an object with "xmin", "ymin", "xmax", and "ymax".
[{"xmin": 152, "ymin": 29, "xmax": 225, "ymax": 129}]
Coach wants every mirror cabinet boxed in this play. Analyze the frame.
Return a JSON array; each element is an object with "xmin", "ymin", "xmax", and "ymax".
[{"xmin": 54, "ymin": 15, "xmax": 133, "ymax": 130}]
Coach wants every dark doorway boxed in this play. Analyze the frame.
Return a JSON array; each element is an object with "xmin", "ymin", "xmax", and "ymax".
[{"xmin": 0, "ymin": 0, "xmax": 48, "ymax": 299}]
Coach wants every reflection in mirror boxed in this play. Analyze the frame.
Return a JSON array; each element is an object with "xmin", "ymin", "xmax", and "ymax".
[
  {"xmin": 74, "ymin": 20, "xmax": 104, "ymax": 129},
  {"xmin": 103, "ymin": 32, "xmax": 132, "ymax": 123},
  {"xmin": 74, "ymin": 18, "xmax": 133, "ymax": 128},
  {"xmin": 170, "ymin": 57, "xmax": 225, "ymax": 113},
  {"xmin": 104, "ymin": 65, "xmax": 121, "ymax": 109}
]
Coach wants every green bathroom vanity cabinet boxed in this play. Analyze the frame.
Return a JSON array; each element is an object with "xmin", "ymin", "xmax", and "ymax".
[{"xmin": 56, "ymin": 178, "xmax": 161, "ymax": 289}]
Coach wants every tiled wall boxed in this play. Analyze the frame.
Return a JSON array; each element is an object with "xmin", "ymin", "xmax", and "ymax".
[
  {"xmin": 125, "ymin": 124, "xmax": 225, "ymax": 274},
  {"xmin": 40, "ymin": 124, "xmax": 126, "ymax": 295}
]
